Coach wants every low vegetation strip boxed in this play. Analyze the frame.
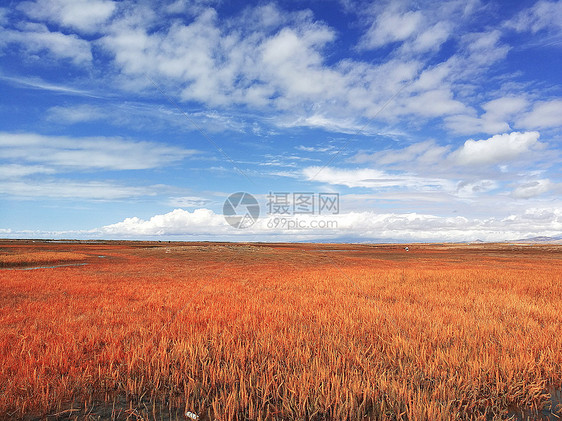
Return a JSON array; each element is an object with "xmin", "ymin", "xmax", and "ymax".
[
  {"xmin": 0, "ymin": 251, "xmax": 90, "ymax": 268},
  {"xmin": 0, "ymin": 241, "xmax": 561, "ymax": 420}
]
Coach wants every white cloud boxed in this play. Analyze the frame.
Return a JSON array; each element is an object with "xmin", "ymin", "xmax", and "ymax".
[
  {"xmin": 168, "ymin": 196, "xmax": 213, "ymax": 208},
  {"xmin": 0, "ymin": 132, "xmax": 197, "ymax": 171},
  {"xmin": 18, "ymin": 0, "xmax": 116, "ymax": 34},
  {"xmin": 45, "ymin": 103, "xmax": 248, "ymax": 133},
  {"xmin": 296, "ymin": 144, "xmax": 338, "ymax": 153},
  {"xmin": 409, "ymin": 21, "xmax": 452, "ymax": 52},
  {"xmin": 456, "ymin": 179, "xmax": 498, "ymax": 197},
  {"xmin": 280, "ymin": 114, "xmax": 374, "ymax": 134},
  {"xmin": 0, "ymin": 0, "xmax": 553, "ymax": 139},
  {"xmin": 484, "ymin": 96, "xmax": 528, "ymax": 118},
  {"xmin": 99, "ymin": 4, "xmax": 353, "ymax": 114},
  {"xmin": 0, "ymin": 164, "xmax": 55, "ymax": 178},
  {"xmin": 446, "ymin": 114, "xmax": 507, "ymax": 135},
  {"xmin": 357, "ymin": 0, "xmax": 482, "ymax": 57},
  {"xmin": 517, "ymin": 99, "xmax": 562, "ymax": 129},
  {"xmin": 101, "ymin": 208, "xmax": 227, "ymax": 235},
  {"xmin": 451, "ymin": 131, "xmax": 542, "ymax": 166},
  {"xmin": 351, "ymin": 131, "xmax": 551, "ymax": 182},
  {"xmin": 446, "ymin": 96, "xmax": 528, "ymax": 135},
  {"xmin": 165, "ymin": 0, "xmax": 219, "ymax": 16},
  {"xmin": 96, "ymin": 207, "xmax": 562, "ymax": 242},
  {"xmin": 97, "ymin": 3, "xmax": 475, "ymax": 130},
  {"xmin": 301, "ymin": 166, "xmax": 453, "ymax": 191},
  {"xmin": 46, "ymin": 104, "xmax": 106, "ymax": 123},
  {"xmin": 0, "ymin": 74, "xmax": 99, "ymax": 97},
  {"xmin": 0, "ymin": 179, "xmax": 157, "ymax": 200},
  {"xmin": 352, "ymin": 140, "xmax": 449, "ymax": 166},
  {"xmin": 361, "ymin": 7, "xmax": 423, "ymax": 49},
  {"xmin": 511, "ymin": 179, "xmax": 554, "ymax": 199},
  {"xmin": 0, "ymin": 23, "xmax": 92, "ymax": 64},
  {"xmin": 505, "ymin": 0, "xmax": 562, "ymax": 34},
  {"xmin": 461, "ymin": 30, "xmax": 510, "ymax": 66},
  {"xmin": 399, "ymin": 89, "xmax": 468, "ymax": 117}
]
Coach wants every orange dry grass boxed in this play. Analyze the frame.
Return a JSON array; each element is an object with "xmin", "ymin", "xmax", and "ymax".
[
  {"xmin": 0, "ymin": 251, "xmax": 90, "ymax": 268},
  {"xmin": 0, "ymin": 242, "xmax": 561, "ymax": 420}
]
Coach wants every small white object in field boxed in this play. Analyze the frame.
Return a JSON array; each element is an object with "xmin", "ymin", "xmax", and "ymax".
[
  {"xmin": 165, "ymin": 248, "xmax": 171, "ymax": 253},
  {"xmin": 404, "ymin": 247, "xmax": 409, "ymax": 251},
  {"xmin": 185, "ymin": 411, "xmax": 199, "ymax": 420}
]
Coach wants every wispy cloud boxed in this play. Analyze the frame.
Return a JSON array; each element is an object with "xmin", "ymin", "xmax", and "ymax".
[
  {"xmin": 0, "ymin": 22, "xmax": 92, "ymax": 65},
  {"xmin": 301, "ymin": 166, "xmax": 454, "ymax": 191},
  {"xmin": 0, "ymin": 164, "xmax": 55, "ymax": 178},
  {"xmin": 0, "ymin": 74, "xmax": 101, "ymax": 97},
  {"xmin": 0, "ymin": 179, "xmax": 159, "ymax": 200},
  {"xmin": 0, "ymin": 132, "xmax": 198, "ymax": 171},
  {"xmin": 504, "ymin": 0, "xmax": 562, "ymax": 36},
  {"xmin": 46, "ymin": 102, "xmax": 256, "ymax": 134},
  {"xmin": 516, "ymin": 99, "xmax": 562, "ymax": 129}
]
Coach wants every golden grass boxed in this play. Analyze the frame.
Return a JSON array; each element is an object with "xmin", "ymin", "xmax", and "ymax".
[
  {"xmin": 0, "ymin": 251, "xmax": 90, "ymax": 268},
  {"xmin": 0, "ymin": 242, "xmax": 561, "ymax": 420}
]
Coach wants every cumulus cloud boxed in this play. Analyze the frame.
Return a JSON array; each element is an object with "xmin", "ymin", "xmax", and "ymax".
[
  {"xmin": 18, "ymin": 0, "xmax": 116, "ymax": 33},
  {"xmin": 0, "ymin": 0, "xmax": 526, "ymax": 134},
  {"xmin": 451, "ymin": 131, "xmax": 542, "ymax": 166},
  {"xmin": 93, "ymin": 1, "xmax": 503, "ymax": 130},
  {"xmin": 96, "ymin": 207, "xmax": 562, "ymax": 242},
  {"xmin": 0, "ymin": 132, "xmax": 198, "ymax": 171},
  {"xmin": 0, "ymin": 22, "xmax": 92, "ymax": 64},
  {"xmin": 352, "ymin": 131, "xmax": 546, "ymax": 171},
  {"xmin": 101, "ymin": 208, "xmax": 227, "ymax": 235},
  {"xmin": 0, "ymin": 0, "xmax": 541, "ymax": 136},
  {"xmin": 100, "ymin": 7, "xmax": 349, "ymax": 112}
]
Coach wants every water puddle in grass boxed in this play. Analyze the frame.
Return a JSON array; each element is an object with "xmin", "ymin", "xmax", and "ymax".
[
  {"xmin": 2, "ymin": 263, "xmax": 88, "ymax": 271},
  {"xmin": 1, "ymin": 255, "xmax": 107, "ymax": 271},
  {"xmin": 508, "ymin": 388, "xmax": 562, "ymax": 420}
]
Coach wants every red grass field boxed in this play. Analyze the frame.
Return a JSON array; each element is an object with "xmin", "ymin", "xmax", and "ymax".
[{"xmin": 0, "ymin": 240, "xmax": 561, "ymax": 420}]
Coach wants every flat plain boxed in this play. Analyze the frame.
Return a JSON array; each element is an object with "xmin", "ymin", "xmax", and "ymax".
[{"xmin": 0, "ymin": 240, "xmax": 561, "ymax": 420}]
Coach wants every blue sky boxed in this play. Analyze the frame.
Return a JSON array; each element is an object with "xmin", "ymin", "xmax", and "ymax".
[{"xmin": 0, "ymin": 0, "xmax": 561, "ymax": 242}]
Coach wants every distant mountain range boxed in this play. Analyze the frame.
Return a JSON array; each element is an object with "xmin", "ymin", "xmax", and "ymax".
[{"xmin": 511, "ymin": 235, "xmax": 562, "ymax": 243}]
